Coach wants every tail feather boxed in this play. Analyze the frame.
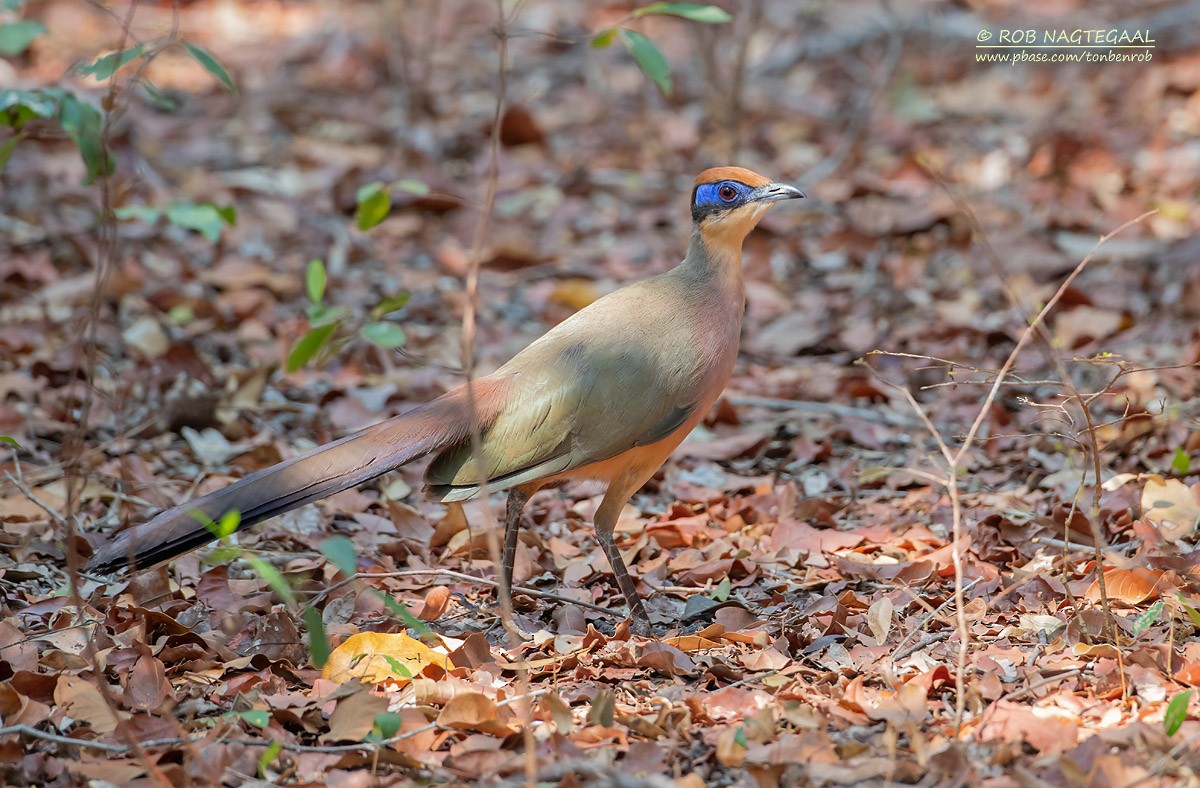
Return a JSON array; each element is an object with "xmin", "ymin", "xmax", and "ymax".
[{"xmin": 87, "ymin": 386, "xmax": 491, "ymax": 574}]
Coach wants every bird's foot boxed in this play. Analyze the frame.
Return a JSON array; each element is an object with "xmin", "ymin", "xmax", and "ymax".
[{"xmin": 629, "ymin": 615, "xmax": 654, "ymax": 638}]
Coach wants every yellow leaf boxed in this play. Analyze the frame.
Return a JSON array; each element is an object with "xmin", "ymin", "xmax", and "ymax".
[{"xmin": 321, "ymin": 632, "xmax": 450, "ymax": 684}]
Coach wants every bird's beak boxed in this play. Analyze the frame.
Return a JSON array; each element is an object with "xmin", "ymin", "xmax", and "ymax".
[{"xmin": 749, "ymin": 182, "xmax": 806, "ymax": 203}]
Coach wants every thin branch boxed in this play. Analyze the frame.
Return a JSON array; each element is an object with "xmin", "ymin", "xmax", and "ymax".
[{"xmin": 307, "ymin": 569, "xmax": 622, "ymax": 618}]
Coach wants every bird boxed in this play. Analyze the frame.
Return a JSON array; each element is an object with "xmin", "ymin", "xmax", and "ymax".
[{"xmin": 88, "ymin": 167, "xmax": 805, "ymax": 636}]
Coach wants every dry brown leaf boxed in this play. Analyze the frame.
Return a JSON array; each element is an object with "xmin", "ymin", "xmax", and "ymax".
[
  {"xmin": 867, "ymin": 597, "xmax": 894, "ymax": 643},
  {"xmin": 322, "ymin": 686, "xmax": 389, "ymax": 743},
  {"xmin": 1086, "ymin": 567, "xmax": 1164, "ymax": 604},
  {"xmin": 1141, "ymin": 475, "xmax": 1200, "ymax": 540},
  {"xmin": 715, "ymin": 725, "xmax": 746, "ymax": 767},
  {"xmin": 416, "ymin": 586, "xmax": 451, "ymax": 621},
  {"xmin": 863, "ymin": 680, "xmax": 928, "ymax": 725},
  {"xmin": 53, "ymin": 675, "xmax": 122, "ymax": 735},
  {"xmin": 436, "ymin": 692, "xmax": 515, "ymax": 737},
  {"xmin": 662, "ymin": 635, "xmax": 723, "ymax": 652}
]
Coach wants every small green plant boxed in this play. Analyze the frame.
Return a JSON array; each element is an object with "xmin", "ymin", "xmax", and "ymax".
[
  {"xmin": 590, "ymin": 2, "xmax": 732, "ymax": 96},
  {"xmin": 0, "ymin": 3, "xmax": 234, "ymax": 179},
  {"xmin": 286, "ymin": 259, "xmax": 411, "ymax": 372},
  {"xmin": 196, "ymin": 509, "xmax": 332, "ymax": 668},
  {"xmin": 115, "ymin": 201, "xmax": 236, "ymax": 243},
  {"xmin": 0, "ymin": 2, "xmax": 44, "ymax": 57},
  {"xmin": 1131, "ymin": 599, "xmax": 1163, "ymax": 636},
  {"xmin": 354, "ymin": 179, "xmax": 429, "ymax": 231},
  {"xmin": 320, "ymin": 535, "xmax": 426, "ymax": 632},
  {"xmin": 1165, "ymin": 690, "xmax": 1192, "ymax": 735}
]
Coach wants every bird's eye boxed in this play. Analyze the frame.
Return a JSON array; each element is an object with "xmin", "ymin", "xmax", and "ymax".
[{"xmin": 718, "ymin": 184, "xmax": 738, "ymax": 201}]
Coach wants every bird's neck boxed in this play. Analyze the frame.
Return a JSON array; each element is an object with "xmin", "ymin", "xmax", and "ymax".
[{"xmin": 681, "ymin": 228, "xmax": 746, "ymax": 298}]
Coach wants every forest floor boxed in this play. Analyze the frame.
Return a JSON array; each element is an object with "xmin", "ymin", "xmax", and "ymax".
[{"xmin": 1, "ymin": 0, "xmax": 1199, "ymax": 785}]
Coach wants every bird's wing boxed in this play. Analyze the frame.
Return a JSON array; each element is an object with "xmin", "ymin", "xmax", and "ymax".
[{"xmin": 425, "ymin": 320, "xmax": 704, "ymax": 496}]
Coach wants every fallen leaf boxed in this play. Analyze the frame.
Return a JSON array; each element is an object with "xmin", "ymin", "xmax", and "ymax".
[
  {"xmin": 53, "ymin": 675, "xmax": 121, "ymax": 734},
  {"xmin": 1142, "ymin": 475, "xmax": 1200, "ymax": 540},
  {"xmin": 436, "ymin": 692, "xmax": 515, "ymax": 737},
  {"xmin": 1086, "ymin": 567, "xmax": 1164, "ymax": 604},
  {"xmin": 322, "ymin": 685, "xmax": 389, "ymax": 742},
  {"xmin": 322, "ymin": 632, "xmax": 450, "ymax": 684}
]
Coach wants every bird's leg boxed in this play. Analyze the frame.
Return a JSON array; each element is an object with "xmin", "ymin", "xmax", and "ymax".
[
  {"xmin": 594, "ymin": 491, "xmax": 652, "ymax": 637},
  {"xmin": 500, "ymin": 487, "xmax": 530, "ymax": 610}
]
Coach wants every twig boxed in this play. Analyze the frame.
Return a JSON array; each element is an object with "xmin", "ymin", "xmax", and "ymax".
[
  {"xmin": 0, "ymin": 687, "xmax": 551, "ymax": 756},
  {"xmin": 457, "ymin": 4, "xmax": 538, "ymax": 783},
  {"xmin": 4, "ymin": 467, "xmax": 68, "ymax": 527},
  {"xmin": 892, "ymin": 630, "xmax": 951, "ymax": 661},
  {"xmin": 926, "ymin": 169, "xmax": 1124, "ymax": 643},
  {"xmin": 308, "ymin": 569, "xmax": 622, "ymax": 618},
  {"xmin": 725, "ymin": 395, "xmax": 919, "ymax": 428},
  {"xmin": 890, "ymin": 576, "xmax": 983, "ymax": 659},
  {"xmin": 1031, "ymin": 536, "xmax": 1098, "ymax": 553}
]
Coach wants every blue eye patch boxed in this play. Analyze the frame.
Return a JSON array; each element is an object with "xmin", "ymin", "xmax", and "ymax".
[{"xmin": 691, "ymin": 180, "xmax": 751, "ymax": 222}]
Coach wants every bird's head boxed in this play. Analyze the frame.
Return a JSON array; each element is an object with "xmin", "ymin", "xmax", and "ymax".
[{"xmin": 691, "ymin": 166, "xmax": 804, "ymax": 250}]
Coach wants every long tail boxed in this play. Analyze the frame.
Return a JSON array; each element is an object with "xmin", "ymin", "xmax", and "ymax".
[{"xmin": 87, "ymin": 385, "xmax": 493, "ymax": 574}]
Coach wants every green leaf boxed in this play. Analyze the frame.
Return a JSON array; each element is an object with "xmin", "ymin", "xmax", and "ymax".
[
  {"xmin": 619, "ymin": 29, "xmax": 671, "ymax": 96},
  {"xmin": 360, "ymin": 321, "xmax": 406, "ymax": 349},
  {"xmin": 57, "ymin": 93, "xmax": 110, "ymax": 179},
  {"xmin": 235, "ymin": 709, "xmax": 270, "ymax": 730},
  {"xmin": 381, "ymin": 654, "xmax": 413, "ymax": 678},
  {"xmin": 214, "ymin": 509, "xmax": 240, "ymax": 538},
  {"xmin": 713, "ymin": 577, "xmax": 731, "ymax": 602},
  {"xmin": 634, "ymin": 2, "xmax": 732, "ymax": 23},
  {"xmin": 1165, "ymin": 690, "xmax": 1192, "ymax": 736},
  {"xmin": 590, "ymin": 27, "xmax": 618, "ymax": 48},
  {"xmin": 257, "ymin": 740, "xmax": 283, "ymax": 780},
  {"xmin": 0, "ymin": 20, "xmax": 45, "ymax": 56},
  {"xmin": 306, "ymin": 259, "xmax": 326, "ymax": 304},
  {"xmin": 1172, "ymin": 447, "xmax": 1191, "ymax": 476},
  {"xmin": 375, "ymin": 591, "xmax": 428, "ymax": 634},
  {"xmin": 286, "ymin": 323, "xmax": 337, "ymax": 372},
  {"xmin": 395, "ymin": 178, "xmax": 430, "ymax": 196},
  {"xmin": 303, "ymin": 605, "xmax": 330, "ymax": 669},
  {"xmin": 77, "ymin": 44, "xmax": 145, "ymax": 80},
  {"xmin": 306, "ymin": 303, "xmax": 348, "ymax": 327},
  {"xmin": 168, "ymin": 304, "xmax": 194, "ymax": 325},
  {"xmin": 372, "ymin": 291, "xmax": 412, "ymax": 318},
  {"xmin": 320, "ymin": 536, "xmax": 359, "ymax": 577},
  {"xmin": 114, "ymin": 204, "xmax": 161, "ymax": 224},
  {"xmin": 245, "ymin": 555, "xmax": 296, "ymax": 609},
  {"xmin": 0, "ymin": 87, "xmax": 58, "ymax": 123},
  {"xmin": 166, "ymin": 202, "xmax": 230, "ymax": 243},
  {"xmin": 214, "ymin": 203, "xmax": 237, "ymax": 226},
  {"xmin": 355, "ymin": 182, "xmax": 391, "ymax": 231},
  {"xmin": 733, "ymin": 725, "xmax": 747, "ymax": 747},
  {"xmin": 1178, "ymin": 594, "xmax": 1200, "ymax": 628},
  {"xmin": 355, "ymin": 181, "xmax": 385, "ymax": 203},
  {"xmin": 1131, "ymin": 600, "xmax": 1163, "ymax": 635},
  {"xmin": 0, "ymin": 435, "xmax": 20, "ymax": 448},
  {"xmin": 139, "ymin": 80, "xmax": 180, "ymax": 112},
  {"xmin": 183, "ymin": 41, "xmax": 235, "ymax": 92},
  {"xmin": 196, "ymin": 508, "xmax": 241, "ymax": 539},
  {"xmin": 0, "ymin": 131, "xmax": 24, "ymax": 173},
  {"xmin": 373, "ymin": 711, "xmax": 402, "ymax": 739}
]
